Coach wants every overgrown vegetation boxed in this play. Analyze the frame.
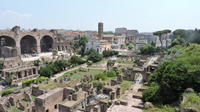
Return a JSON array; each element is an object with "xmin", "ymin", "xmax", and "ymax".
[
  {"xmin": 106, "ymin": 60, "xmax": 115, "ymax": 70},
  {"xmin": 143, "ymin": 44, "xmax": 200, "ymax": 104},
  {"xmin": 22, "ymin": 76, "xmax": 49, "ymax": 86},
  {"xmin": 69, "ymin": 56, "xmax": 86, "ymax": 65},
  {"xmin": 39, "ymin": 59, "xmax": 70, "ymax": 77},
  {"xmin": 140, "ymin": 45, "xmax": 156, "ymax": 55},
  {"xmin": 172, "ymin": 29, "xmax": 200, "ymax": 44},
  {"xmin": 181, "ymin": 93, "xmax": 200, "ymax": 111},
  {"xmin": 94, "ymin": 70, "xmax": 119, "ymax": 81},
  {"xmin": 103, "ymin": 50, "xmax": 119, "ymax": 57},
  {"xmin": 1, "ymin": 89, "xmax": 14, "ymax": 96},
  {"xmin": 121, "ymin": 42, "xmax": 135, "ymax": 50},
  {"xmin": 92, "ymin": 81, "xmax": 104, "ymax": 88},
  {"xmin": 88, "ymin": 51, "xmax": 103, "ymax": 62},
  {"xmin": 144, "ymin": 106, "xmax": 177, "ymax": 112},
  {"xmin": 120, "ymin": 81, "xmax": 133, "ymax": 92},
  {"xmin": 170, "ymin": 37, "xmax": 189, "ymax": 48},
  {"xmin": 72, "ymin": 36, "xmax": 88, "ymax": 56}
]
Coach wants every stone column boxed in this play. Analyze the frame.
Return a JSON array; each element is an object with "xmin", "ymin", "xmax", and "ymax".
[
  {"xmin": 36, "ymin": 40, "xmax": 41, "ymax": 54},
  {"xmin": 16, "ymin": 38, "xmax": 21, "ymax": 56}
]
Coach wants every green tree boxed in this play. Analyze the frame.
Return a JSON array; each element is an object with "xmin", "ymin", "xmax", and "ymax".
[
  {"xmin": 140, "ymin": 45, "xmax": 156, "ymax": 55},
  {"xmin": 88, "ymin": 51, "xmax": 103, "ymax": 62},
  {"xmin": 73, "ymin": 36, "xmax": 88, "ymax": 56},
  {"xmin": 69, "ymin": 56, "xmax": 85, "ymax": 65},
  {"xmin": 172, "ymin": 29, "xmax": 200, "ymax": 44},
  {"xmin": 143, "ymin": 44, "xmax": 200, "ymax": 104},
  {"xmin": 170, "ymin": 37, "xmax": 189, "ymax": 48},
  {"xmin": 103, "ymin": 50, "xmax": 119, "ymax": 57},
  {"xmin": 106, "ymin": 70, "xmax": 117, "ymax": 77},
  {"xmin": 39, "ymin": 66, "xmax": 54, "ymax": 78},
  {"xmin": 154, "ymin": 30, "xmax": 171, "ymax": 47}
]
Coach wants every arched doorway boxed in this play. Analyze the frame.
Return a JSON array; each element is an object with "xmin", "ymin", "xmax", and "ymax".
[
  {"xmin": 40, "ymin": 36, "xmax": 53, "ymax": 52},
  {"xmin": 0, "ymin": 36, "xmax": 16, "ymax": 47},
  {"xmin": 20, "ymin": 35, "xmax": 37, "ymax": 54},
  {"xmin": 0, "ymin": 36, "xmax": 17, "ymax": 58}
]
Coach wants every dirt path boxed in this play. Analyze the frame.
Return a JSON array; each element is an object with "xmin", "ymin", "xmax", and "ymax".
[
  {"xmin": 108, "ymin": 73, "xmax": 143, "ymax": 112},
  {"xmin": 108, "ymin": 56, "xmax": 159, "ymax": 112}
]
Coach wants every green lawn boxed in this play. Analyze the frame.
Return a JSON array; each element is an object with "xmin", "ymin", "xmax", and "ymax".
[
  {"xmin": 61, "ymin": 68, "xmax": 104, "ymax": 80},
  {"xmin": 93, "ymin": 58, "xmax": 108, "ymax": 65},
  {"xmin": 116, "ymin": 58, "xmax": 134, "ymax": 64}
]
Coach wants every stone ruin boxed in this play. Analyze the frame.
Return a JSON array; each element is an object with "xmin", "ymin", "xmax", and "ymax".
[{"xmin": 81, "ymin": 75, "xmax": 94, "ymax": 83}]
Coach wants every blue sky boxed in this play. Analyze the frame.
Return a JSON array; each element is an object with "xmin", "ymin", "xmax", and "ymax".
[{"xmin": 0, "ymin": 0, "xmax": 200, "ymax": 32}]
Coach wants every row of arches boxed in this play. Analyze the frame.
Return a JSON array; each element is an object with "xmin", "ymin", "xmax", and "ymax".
[{"xmin": 0, "ymin": 35, "xmax": 54, "ymax": 54}]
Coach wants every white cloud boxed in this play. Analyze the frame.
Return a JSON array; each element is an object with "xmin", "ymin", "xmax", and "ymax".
[
  {"xmin": 0, "ymin": 10, "xmax": 32, "ymax": 29},
  {"xmin": 0, "ymin": 10, "xmax": 32, "ymax": 19}
]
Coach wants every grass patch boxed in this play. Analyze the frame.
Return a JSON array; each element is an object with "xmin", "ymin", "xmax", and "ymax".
[
  {"xmin": 120, "ymin": 81, "xmax": 133, "ymax": 92},
  {"xmin": 61, "ymin": 68, "xmax": 104, "ymax": 80},
  {"xmin": 1, "ymin": 89, "xmax": 14, "ymax": 96},
  {"xmin": 22, "ymin": 76, "xmax": 49, "ymax": 86},
  {"xmin": 93, "ymin": 58, "xmax": 108, "ymax": 65},
  {"xmin": 5, "ymin": 106, "xmax": 22, "ymax": 112},
  {"xmin": 38, "ymin": 80, "xmax": 79, "ymax": 90},
  {"xmin": 181, "ymin": 93, "xmax": 200, "ymax": 111},
  {"xmin": 1, "ymin": 88, "xmax": 19, "ymax": 97},
  {"xmin": 31, "ymin": 95, "xmax": 36, "ymax": 101},
  {"xmin": 116, "ymin": 59, "xmax": 134, "ymax": 64},
  {"xmin": 144, "ymin": 106, "xmax": 177, "ymax": 112}
]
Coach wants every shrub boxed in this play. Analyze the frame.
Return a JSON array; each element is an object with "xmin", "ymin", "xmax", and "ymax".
[
  {"xmin": 69, "ymin": 56, "xmax": 85, "ymax": 65},
  {"xmin": 22, "ymin": 77, "xmax": 49, "ymax": 86},
  {"xmin": 88, "ymin": 51, "xmax": 103, "ymax": 62},
  {"xmin": 93, "ymin": 81, "xmax": 104, "ymax": 88},
  {"xmin": 103, "ymin": 50, "xmax": 119, "ymax": 57},
  {"xmin": 140, "ymin": 45, "xmax": 156, "ymax": 55},
  {"xmin": 106, "ymin": 71, "xmax": 117, "ymax": 77},
  {"xmin": 33, "ymin": 60, "xmax": 40, "ymax": 66},
  {"xmin": 22, "ymin": 79, "xmax": 35, "ymax": 86},
  {"xmin": 39, "ymin": 59, "xmax": 71, "ymax": 77},
  {"xmin": 143, "ymin": 44, "xmax": 200, "ymax": 104},
  {"xmin": 95, "ymin": 73, "xmax": 107, "ymax": 80},
  {"xmin": 144, "ymin": 106, "xmax": 177, "ymax": 112},
  {"xmin": 39, "ymin": 65, "xmax": 54, "ymax": 77},
  {"xmin": 107, "ymin": 60, "xmax": 115, "ymax": 70},
  {"xmin": 2, "ymin": 90, "xmax": 14, "ymax": 96},
  {"xmin": 7, "ymin": 77, "xmax": 13, "ymax": 86},
  {"xmin": 35, "ymin": 76, "xmax": 49, "ymax": 83},
  {"xmin": 142, "ymin": 83, "xmax": 160, "ymax": 102}
]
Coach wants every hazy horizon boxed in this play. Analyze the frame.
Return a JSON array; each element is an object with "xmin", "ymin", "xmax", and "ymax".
[{"xmin": 1, "ymin": 0, "xmax": 200, "ymax": 32}]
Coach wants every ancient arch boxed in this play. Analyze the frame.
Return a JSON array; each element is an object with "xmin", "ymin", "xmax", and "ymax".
[
  {"xmin": 20, "ymin": 35, "xmax": 37, "ymax": 54},
  {"xmin": 0, "ymin": 36, "xmax": 16, "ymax": 47},
  {"xmin": 40, "ymin": 35, "xmax": 53, "ymax": 52}
]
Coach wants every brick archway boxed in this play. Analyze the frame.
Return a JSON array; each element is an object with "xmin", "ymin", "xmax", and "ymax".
[
  {"xmin": 0, "ymin": 35, "xmax": 16, "ymax": 47},
  {"xmin": 20, "ymin": 35, "xmax": 37, "ymax": 54},
  {"xmin": 40, "ymin": 35, "xmax": 54, "ymax": 52}
]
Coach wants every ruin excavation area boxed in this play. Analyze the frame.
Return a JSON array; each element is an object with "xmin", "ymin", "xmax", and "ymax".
[{"xmin": 0, "ymin": 23, "xmax": 162, "ymax": 112}]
